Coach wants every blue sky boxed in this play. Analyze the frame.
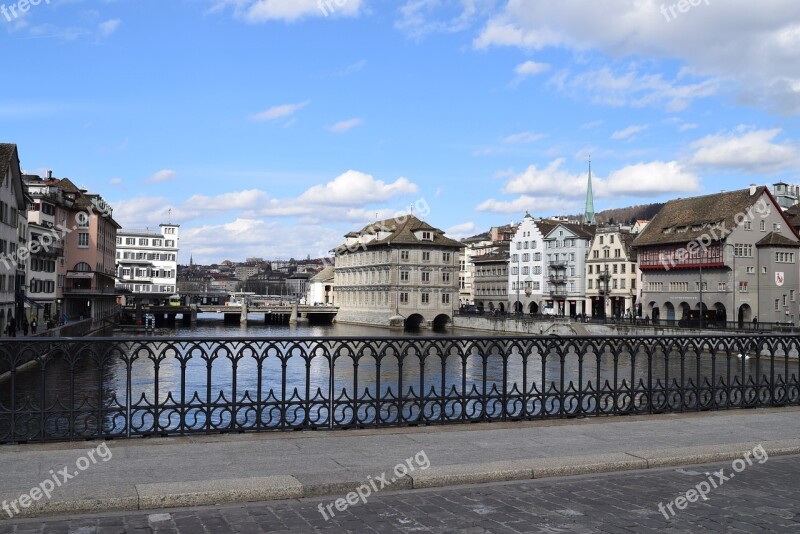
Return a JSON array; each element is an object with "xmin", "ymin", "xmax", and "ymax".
[{"xmin": 3, "ymin": 0, "xmax": 800, "ymax": 263}]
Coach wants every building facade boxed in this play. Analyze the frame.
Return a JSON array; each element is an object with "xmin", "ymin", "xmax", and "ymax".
[
  {"xmin": 458, "ymin": 224, "xmax": 515, "ymax": 306},
  {"xmin": 334, "ymin": 215, "xmax": 462, "ymax": 329},
  {"xmin": 116, "ymin": 224, "xmax": 180, "ymax": 303},
  {"xmin": 472, "ymin": 246, "xmax": 509, "ymax": 313},
  {"xmin": 306, "ymin": 266, "xmax": 335, "ymax": 306},
  {"xmin": 634, "ymin": 186, "xmax": 800, "ymax": 325},
  {"xmin": 543, "ymin": 223, "xmax": 595, "ymax": 317},
  {"xmin": 0, "ymin": 144, "xmax": 28, "ymax": 334},
  {"xmin": 585, "ymin": 226, "xmax": 639, "ymax": 319},
  {"xmin": 508, "ymin": 214, "xmax": 556, "ymax": 314}
]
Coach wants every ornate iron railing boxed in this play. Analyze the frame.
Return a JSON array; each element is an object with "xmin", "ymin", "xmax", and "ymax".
[{"xmin": 1, "ymin": 335, "xmax": 798, "ymax": 443}]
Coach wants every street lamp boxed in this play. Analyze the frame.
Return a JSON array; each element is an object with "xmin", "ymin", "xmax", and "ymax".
[
  {"xmin": 723, "ymin": 242, "xmax": 736, "ymax": 328},
  {"xmin": 524, "ymin": 275, "xmax": 533, "ymax": 314},
  {"xmin": 515, "ymin": 254, "xmax": 521, "ymax": 315}
]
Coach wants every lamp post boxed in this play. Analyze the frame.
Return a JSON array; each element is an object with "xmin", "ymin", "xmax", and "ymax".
[
  {"xmin": 524, "ymin": 275, "xmax": 533, "ymax": 314},
  {"xmin": 723, "ymin": 242, "xmax": 735, "ymax": 328},
  {"xmin": 515, "ymin": 254, "xmax": 521, "ymax": 315},
  {"xmin": 602, "ymin": 245, "xmax": 610, "ymax": 322},
  {"xmin": 699, "ymin": 248, "xmax": 704, "ymax": 329}
]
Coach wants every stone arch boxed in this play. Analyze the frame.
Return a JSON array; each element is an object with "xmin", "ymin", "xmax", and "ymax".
[
  {"xmin": 404, "ymin": 314, "xmax": 425, "ymax": 330},
  {"xmin": 432, "ymin": 314, "xmax": 451, "ymax": 331}
]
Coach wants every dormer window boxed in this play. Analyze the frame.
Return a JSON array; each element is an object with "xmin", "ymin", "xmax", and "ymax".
[{"xmin": 421, "ymin": 231, "xmax": 432, "ymax": 241}]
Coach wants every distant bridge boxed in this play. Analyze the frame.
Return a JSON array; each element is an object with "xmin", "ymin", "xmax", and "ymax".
[{"xmin": 123, "ymin": 304, "xmax": 339, "ymax": 327}]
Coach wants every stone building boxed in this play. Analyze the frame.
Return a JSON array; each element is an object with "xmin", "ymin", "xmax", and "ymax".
[
  {"xmin": 334, "ymin": 215, "xmax": 462, "ymax": 329},
  {"xmin": 507, "ymin": 213, "xmax": 557, "ymax": 314},
  {"xmin": 458, "ymin": 224, "xmax": 515, "ymax": 306},
  {"xmin": 116, "ymin": 224, "xmax": 179, "ymax": 304},
  {"xmin": 0, "ymin": 144, "xmax": 28, "ymax": 334},
  {"xmin": 634, "ymin": 185, "xmax": 800, "ymax": 325}
]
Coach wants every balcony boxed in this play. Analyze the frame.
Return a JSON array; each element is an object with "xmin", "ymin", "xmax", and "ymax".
[
  {"xmin": 549, "ymin": 289, "xmax": 567, "ymax": 299},
  {"xmin": 549, "ymin": 261, "xmax": 567, "ymax": 270},
  {"xmin": 548, "ymin": 274, "xmax": 567, "ymax": 283},
  {"xmin": 597, "ymin": 272, "xmax": 611, "ymax": 281}
]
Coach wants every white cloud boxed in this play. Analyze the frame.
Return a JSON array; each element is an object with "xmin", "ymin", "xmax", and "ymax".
[
  {"xmin": 297, "ymin": 170, "xmax": 418, "ymax": 206},
  {"xmin": 611, "ymin": 124, "xmax": 648, "ymax": 140},
  {"xmin": 476, "ymin": 195, "xmax": 580, "ymax": 215},
  {"xmin": 502, "ymin": 159, "xmax": 589, "ymax": 198},
  {"xmin": 445, "ymin": 221, "xmax": 477, "ymax": 240},
  {"xmin": 473, "ymin": 0, "xmax": 800, "ymax": 114},
  {"xmin": 503, "ymin": 131, "xmax": 544, "ymax": 144},
  {"xmin": 605, "ymin": 161, "xmax": 700, "ymax": 196},
  {"xmin": 690, "ymin": 127, "xmax": 800, "ymax": 174},
  {"xmin": 249, "ymin": 101, "xmax": 309, "ymax": 122},
  {"xmin": 185, "ymin": 189, "xmax": 270, "ymax": 211},
  {"xmin": 98, "ymin": 19, "xmax": 120, "ymax": 37},
  {"xmin": 231, "ymin": 0, "xmax": 366, "ymax": 22},
  {"xmin": 110, "ymin": 177, "xmax": 123, "ymax": 185},
  {"xmin": 514, "ymin": 60, "xmax": 550, "ymax": 77},
  {"xmin": 329, "ymin": 118, "xmax": 363, "ymax": 133},
  {"xmin": 396, "ymin": 0, "xmax": 490, "ymax": 39},
  {"xmin": 146, "ymin": 169, "xmax": 177, "ymax": 183},
  {"xmin": 581, "ymin": 120, "xmax": 603, "ymax": 129}
]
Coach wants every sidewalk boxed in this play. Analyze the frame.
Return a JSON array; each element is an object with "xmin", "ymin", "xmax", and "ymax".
[{"xmin": 1, "ymin": 407, "xmax": 799, "ymax": 519}]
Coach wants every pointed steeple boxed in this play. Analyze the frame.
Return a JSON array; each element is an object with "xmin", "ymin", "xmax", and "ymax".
[{"xmin": 584, "ymin": 158, "xmax": 596, "ymax": 225}]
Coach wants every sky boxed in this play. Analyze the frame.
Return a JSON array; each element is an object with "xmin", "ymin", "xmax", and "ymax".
[{"xmin": 3, "ymin": 0, "xmax": 800, "ymax": 264}]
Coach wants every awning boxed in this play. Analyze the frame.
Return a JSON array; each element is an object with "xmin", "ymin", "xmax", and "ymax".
[
  {"xmin": 19, "ymin": 293, "xmax": 43, "ymax": 309},
  {"xmin": 66, "ymin": 272, "xmax": 94, "ymax": 279}
]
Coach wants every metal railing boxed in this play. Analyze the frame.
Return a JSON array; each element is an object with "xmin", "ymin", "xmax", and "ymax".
[{"xmin": 1, "ymin": 335, "xmax": 798, "ymax": 443}]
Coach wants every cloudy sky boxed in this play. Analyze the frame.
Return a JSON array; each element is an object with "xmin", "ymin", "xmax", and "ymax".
[{"xmin": 4, "ymin": 0, "xmax": 800, "ymax": 263}]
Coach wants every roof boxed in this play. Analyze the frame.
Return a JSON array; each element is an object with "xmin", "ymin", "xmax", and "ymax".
[
  {"xmin": 471, "ymin": 249, "xmax": 510, "ymax": 264},
  {"xmin": 785, "ymin": 204, "xmax": 800, "ymax": 229},
  {"xmin": 619, "ymin": 232, "xmax": 639, "ymax": 261},
  {"xmin": 337, "ymin": 215, "xmax": 463, "ymax": 251},
  {"xmin": 756, "ymin": 232, "xmax": 800, "ymax": 248},
  {"xmin": 0, "ymin": 143, "xmax": 17, "ymax": 180},
  {"xmin": 311, "ymin": 266, "xmax": 335, "ymax": 282},
  {"xmin": 633, "ymin": 186, "xmax": 774, "ymax": 247},
  {"xmin": 543, "ymin": 221, "xmax": 597, "ymax": 240}
]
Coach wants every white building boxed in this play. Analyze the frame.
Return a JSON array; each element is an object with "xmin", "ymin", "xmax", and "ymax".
[
  {"xmin": 306, "ymin": 265, "xmax": 335, "ymax": 305},
  {"xmin": 508, "ymin": 213, "xmax": 557, "ymax": 314},
  {"xmin": 116, "ymin": 224, "xmax": 179, "ymax": 303},
  {"xmin": 542, "ymin": 223, "xmax": 595, "ymax": 317},
  {"xmin": 0, "ymin": 144, "xmax": 28, "ymax": 334}
]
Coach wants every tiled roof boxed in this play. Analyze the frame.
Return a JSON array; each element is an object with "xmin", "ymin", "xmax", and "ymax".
[
  {"xmin": 633, "ymin": 186, "xmax": 771, "ymax": 247},
  {"xmin": 340, "ymin": 215, "xmax": 463, "ymax": 250},
  {"xmin": 543, "ymin": 221, "xmax": 597, "ymax": 239},
  {"xmin": 756, "ymin": 232, "xmax": 800, "ymax": 248},
  {"xmin": 0, "ymin": 143, "xmax": 17, "ymax": 180},
  {"xmin": 311, "ymin": 266, "xmax": 335, "ymax": 281}
]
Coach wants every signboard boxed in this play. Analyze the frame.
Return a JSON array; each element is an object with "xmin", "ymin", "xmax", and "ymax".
[{"xmin": 776, "ymin": 272, "xmax": 785, "ymax": 287}]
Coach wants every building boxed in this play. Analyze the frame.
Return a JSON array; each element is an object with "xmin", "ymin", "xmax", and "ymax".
[
  {"xmin": 508, "ymin": 213, "xmax": 557, "ymax": 314},
  {"xmin": 334, "ymin": 215, "xmax": 462, "ymax": 329},
  {"xmin": 773, "ymin": 182, "xmax": 800, "ymax": 210},
  {"xmin": 116, "ymin": 224, "xmax": 180, "ymax": 304},
  {"xmin": 458, "ymin": 224, "xmax": 515, "ymax": 306},
  {"xmin": 306, "ymin": 265, "xmax": 335, "ymax": 305},
  {"xmin": 543, "ymin": 222, "xmax": 595, "ymax": 317},
  {"xmin": 235, "ymin": 264, "xmax": 261, "ymax": 282},
  {"xmin": 472, "ymin": 245, "xmax": 509, "ymax": 313},
  {"xmin": 0, "ymin": 144, "xmax": 28, "ymax": 334},
  {"xmin": 634, "ymin": 185, "xmax": 800, "ymax": 325},
  {"xmin": 48, "ymin": 178, "xmax": 121, "ymax": 322},
  {"xmin": 287, "ymin": 272, "xmax": 312, "ymax": 301},
  {"xmin": 586, "ymin": 226, "xmax": 639, "ymax": 319}
]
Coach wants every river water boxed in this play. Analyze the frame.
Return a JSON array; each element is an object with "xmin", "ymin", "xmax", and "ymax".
[{"xmin": 2, "ymin": 315, "xmax": 798, "ymax": 440}]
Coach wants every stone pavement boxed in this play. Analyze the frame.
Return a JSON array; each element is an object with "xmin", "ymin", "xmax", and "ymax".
[
  {"xmin": 4, "ymin": 453, "xmax": 800, "ymax": 532},
  {"xmin": 1, "ymin": 407, "xmax": 799, "ymax": 522}
]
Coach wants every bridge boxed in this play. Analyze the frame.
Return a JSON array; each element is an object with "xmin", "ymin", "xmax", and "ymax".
[{"xmin": 124, "ymin": 304, "xmax": 339, "ymax": 327}]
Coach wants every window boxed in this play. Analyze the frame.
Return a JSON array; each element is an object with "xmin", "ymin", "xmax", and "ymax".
[
  {"xmin": 760, "ymin": 220, "xmax": 766, "ymax": 232},
  {"xmin": 588, "ymin": 265, "xmax": 593, "ymax": 274},
  {"xmin": 747, "ymin": 266, "xmax": 755, "ymax": 274},
  {"xmin": 421, "ymin": 293, "xmax": 430, "ymax": 304},
  {"xmin": 78, "ymin": 233, "xmax": 89, "ymax": 247},
  {"xmin": 610, "ymin": 235, "xmax": 615, "ymax": 244},
  {"xmin": 792, "ymin": 290, "xmax": 796, "ymax": 302},
  {"xmin": 399, "ymin": 292, "xmax": 409, "ymax": 304},
  {"xmin": 442, "ymin": 294, "xmax": 450, "ymax": 304},
  {"xmin": 774, "ymin": 223, "xmax": 782, "ymax": 232},
  {"xmin": 401, "ymin": 250, "xmax": 409, "ymax": 261},
  {"xmin": 400, "ymin": 271, "xmax": 409, "ymax": 282},
  {"xmin": 125, "ymin": 238, "xmax": 135, "ymax": 245},
  {"xmin": 152, "ymin": 239, "xmax": 162, "ymax": 247},
  {"xmin": 522, "ymin": 266, "xmax": 530, "ymax": 275},
  {"xmin": 421, "ymin": 231, "xmax": 432, "ymax": 240},
  {"xmin": 621, "ymin": 264, "xmax": 626, "ymax": 274},
  {"xmin": 775, "ymin": 299, "xmax": 780, "ymax": 311},
  {"xmin": 588, "ymin": 280, "xmax": 593, "ymax": 289},
  {"xmin": 139, "ymin": 238, "xmax": 149, "ymax": 246},
  {"xmin": 442, "ymin": 272, "xmax": 451, "ymax": 283},
  {"xmin": 421, "ymin": 272, "xmax": 430, "ymax": 283},
  {"xmin": 744, "ymin": 221, "xmax": 752, "ymax": 231},
  {"xmin": 522, "ymin": 253, "xmax": 530, "ymax": 262},
  {"xmin": 695, "ymin": 282, "xmax": 708, "ymax": 291},
  {"xmin": 718, "ymin": 282, "xmax": 727, "ymax": 291},
  {"xmin": 762, "ymin": 266, "xmax": 768, "ymax": 274},
  {"xmin": 76, "ymin": 212, "xmax": 90, "ymax": 228},
  {"xmin": 734, "ymin": 244, "xmax": 753, "ymax": 258},
  {"xmin": 620, "ymin": 279, "xmax": 626, "ymax": 289},
  {"xmin": 443, "ymin": 252, "xmax": 451, "ymax": 263},
  {"xmin": 739, "ymin": 282, "xmax": 749, "ymax": 293},
  {"xmin": 165, "ymin": 240, "xmax": 175, "ymax": 247},
  {"xmin": 422, "ymin": 251, "xmax": 431, "ymax": 261},
  {"xmin": 776, "ymin": 252, "xmax": 795, "ymax": 263}
]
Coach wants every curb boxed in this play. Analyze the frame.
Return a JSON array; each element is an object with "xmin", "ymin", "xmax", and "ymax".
[{"xmin": 3, "ymin": 439, "xmax": 799, "ymax": 520}]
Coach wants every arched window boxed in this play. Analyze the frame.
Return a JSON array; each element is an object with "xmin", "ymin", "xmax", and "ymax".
[{"xmin": 74, "ymin": 262, "xmax": 91, "ymax": 272}]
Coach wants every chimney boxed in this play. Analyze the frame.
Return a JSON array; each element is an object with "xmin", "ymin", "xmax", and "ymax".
[{"xmin": 750, "ymin": 184, "xmax": 757, "ymax": 196}]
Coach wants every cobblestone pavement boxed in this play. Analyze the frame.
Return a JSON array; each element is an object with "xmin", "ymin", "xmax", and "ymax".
[{"xmin": 3, "ymin": 454, "xmax": 800, "ymax": 533}]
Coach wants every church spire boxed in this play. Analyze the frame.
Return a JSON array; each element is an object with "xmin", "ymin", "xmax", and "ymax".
[{"xmin": 584, "ymin": 158, "xmax": 596, "ymax": 225}]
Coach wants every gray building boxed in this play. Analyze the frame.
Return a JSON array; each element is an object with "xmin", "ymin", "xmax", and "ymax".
[
  {"xmin": 472, "ymin": 245, "xmax": 509, "ymax": 314},
  {"xmin": 634, "ymin": 185, "xmax": 800, "ymax": 325},
  {"xmin": 542, "ymin": 222, "xmax": 595, "ymax": 317}
]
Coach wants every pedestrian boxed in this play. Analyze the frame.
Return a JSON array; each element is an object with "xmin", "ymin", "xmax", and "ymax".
[
  {"xmin": 21, "ymin": 317, "xmax": 28, "ymax": 336},
  {"xmin": 7, "ymin": 316, "xmax": 16, "ymax": 337},
  {"xmin": 753, "ymin": 315, "xmax": 758, "ymax": 325},
  {"xmin": 31, "ymin": 317, "xmax": 38, "ymax": 335}
]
